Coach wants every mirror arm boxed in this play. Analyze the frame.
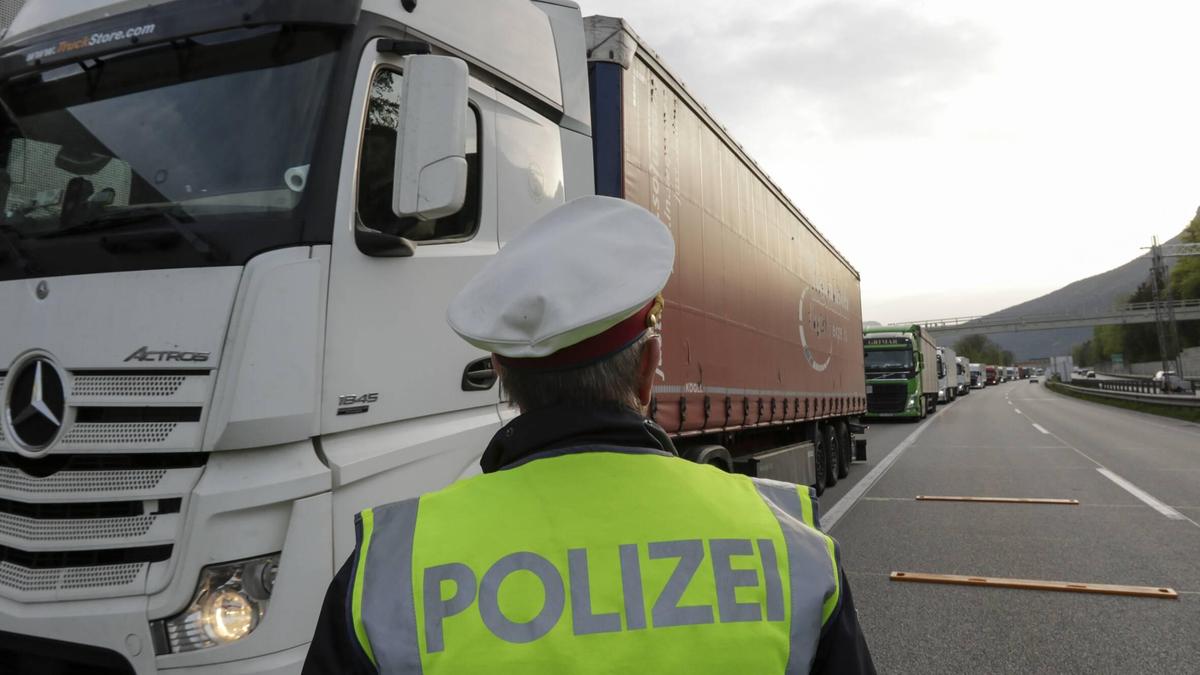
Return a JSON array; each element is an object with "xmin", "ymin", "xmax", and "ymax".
[{"xmin": 355, "ymin": 219, "xmax": 415, "ymax": 258}]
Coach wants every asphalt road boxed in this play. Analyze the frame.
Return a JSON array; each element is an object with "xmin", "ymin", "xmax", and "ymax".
[{"xmin": 825, "ymin": 381, "xmax": 1200, "ymax": 674}]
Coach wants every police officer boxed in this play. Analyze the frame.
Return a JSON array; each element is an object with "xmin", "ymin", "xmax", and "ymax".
[{"xmin": 304, "ymin": 197, "xmax": 875, "ymax": 674}]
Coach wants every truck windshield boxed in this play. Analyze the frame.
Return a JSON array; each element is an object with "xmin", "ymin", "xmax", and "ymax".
[
  {"xmin": 0, "ymin": 25, "xmax": 339, "ymax": 282},
  {"xmin": 864, "ymin": 350, "xmax": 914, "ymax": 371}
]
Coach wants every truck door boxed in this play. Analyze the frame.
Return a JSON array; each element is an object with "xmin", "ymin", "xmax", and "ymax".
[{"xmin": 323, "ymin": 41, "xmax": 502, "ymax": 434}]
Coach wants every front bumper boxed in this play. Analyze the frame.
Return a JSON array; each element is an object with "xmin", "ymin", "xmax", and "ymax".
[
  {"xmin": 0, "ymin": 603, "xmax": 309, "ymax": 673},
  {"xmin": 0, "ymin": 443, "xmax": 332, "ymax": 674}
]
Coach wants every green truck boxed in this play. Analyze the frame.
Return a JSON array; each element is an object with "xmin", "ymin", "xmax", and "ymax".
[{"xmin": 863, "ymin": 325, "xmax": 940, "ymax": 419}]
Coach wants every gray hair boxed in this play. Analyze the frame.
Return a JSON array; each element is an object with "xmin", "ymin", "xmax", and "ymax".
[{"xmin": 501, "ymin": 334, "xmax": 652, "ymax": 412}]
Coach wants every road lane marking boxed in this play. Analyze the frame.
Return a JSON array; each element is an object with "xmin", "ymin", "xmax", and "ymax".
[
  {"xmin": 823, "ymin": 417, "xmax": 936, "ymax": 531},
  {"xmin": 1097, "ymin": 468, "xmax": 1186, "ymax": 520},
  {"xmin": 1012, "ymin": 408, "xmax": 1200, "ymax": 529},
  {"xmin": 916, "ymin": 495, "xmax": 1079, "ymax": 505},
  {"xmin": 1032, "ymin": 423, "xmax": 1050, "ymax": 434},
  {"xmin": 890, "ymin": 571, "xmax": 1178, "ymax": 599}
]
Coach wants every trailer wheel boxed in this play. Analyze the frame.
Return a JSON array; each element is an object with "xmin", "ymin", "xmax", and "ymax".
[
  {"xmin": 682, "ymin": 445, "xmax": 733, "ymax": 472},
  {"xmin": 822, "ymin": 424, "xmax": 840, "ymax": 489},
  {"xmin": 812, "ymin": 429, "xmax": 828, "ymax": 497},
  {"xmin": 834, "ymin": 420, "xmax": 851, "ymax": 479}
]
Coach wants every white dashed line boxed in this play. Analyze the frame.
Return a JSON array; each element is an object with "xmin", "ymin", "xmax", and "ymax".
[
  {"xmin": 1012, "ymin": 404, "xmax": 1200, "ymax": 529},
  {"xmin": 1014, "ymin": 409, "xmax": 1022, "ymax": 414},
  {"xmin": 1032, "ymin": 423, "xmax": 1050, "ymax": 434},
  {"xmin": 1097, "ymin": 468, "xmax": 1186, "ymax": 520}
]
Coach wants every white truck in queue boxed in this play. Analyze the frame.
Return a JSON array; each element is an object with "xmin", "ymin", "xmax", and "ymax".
[
  {"xmin": 936, "ymin": 347, "xmax": 958, "ymax": 403},
  {"xmin": 969, "ymin": 363, "xmax": 985, "ymax": 389},
  {"xmin": 0, "ymin": 0, "xmax": 870, "ymax": 672},
  {"xmin": 955, "ymin": 356, "xmax": 970, "ymax": 396}
]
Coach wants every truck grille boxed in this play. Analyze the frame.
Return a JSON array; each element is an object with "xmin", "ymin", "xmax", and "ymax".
[
  {"xmin": 0, "ymin": 562, "xmax": 144, "ymax": 594},
  {"xmin": 867, "ymin": 383, "xmax": 909, "ymax": 413},
  {"xmin": 0, "ymin": 370, "xmax": 210, "ymax": 602},
  {"xmin": 0, "ymin": 453, "xmax": 205, "ymax": 601},
  {"xmin": 72, "ymin": 374, "xmax": 188, "ymax": 398}
]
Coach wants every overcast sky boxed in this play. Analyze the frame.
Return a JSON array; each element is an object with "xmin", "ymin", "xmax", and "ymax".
[{"xmin": 576, "ymin": 0, "xmax": 1200, "ymax": 324}]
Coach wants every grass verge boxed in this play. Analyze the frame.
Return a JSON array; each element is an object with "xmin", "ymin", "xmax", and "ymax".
[{"xmin": 1046, "ymin": 382, "xmax": 1200, "ymax": 424}]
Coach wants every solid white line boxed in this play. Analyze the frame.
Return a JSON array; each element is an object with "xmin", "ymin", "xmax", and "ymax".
[
  {"xmin": 823, "ymin": 417, "xmax": 935, "ymax": 531},
  {"xmin": 1032, "ymin": 423, "xmax": 1050, "ymax": 434},
  {"xmin": 1097, "ymin": 468, "xmax": 1186, "ymax": 520}
]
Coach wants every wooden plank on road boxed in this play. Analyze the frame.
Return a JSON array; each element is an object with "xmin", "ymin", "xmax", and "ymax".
[
  {"xmin": 915, "ymin": 495, "xmax": 1079, "ymax": 505},
  {"xmin": 890, "ymin": 571, "xmax": 1178, "ymax": 599}
]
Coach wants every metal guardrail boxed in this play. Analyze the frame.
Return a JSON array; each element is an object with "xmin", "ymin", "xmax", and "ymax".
[
  {"xmin": 1069, "ymin": 378, "xmax": 1194, "ymax": 395},
  {"xmin": 1052, "ymin": 381, "xmax": 1200, "ymax": 408},
  {"xmin": 1095, "ymin": 371, "xmax": 1200, "ymax": 390}
]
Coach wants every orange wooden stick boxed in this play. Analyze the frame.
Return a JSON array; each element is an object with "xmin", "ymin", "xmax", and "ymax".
[
  {"xmin": 916, "ymin": 495, "xmax": 1079, "ymax": 505},
  {"xmin": 890, "ymin": 571, "xmax": 1178, "ymax": 599}
]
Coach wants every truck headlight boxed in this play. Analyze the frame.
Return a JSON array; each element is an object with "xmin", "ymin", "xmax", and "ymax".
[
  {"xmin": 159, "ymin": 554, "xmax": 279, "ymax": 653},
  {"xmin": 907, "ymin": 396, "xmax": 917, "ymax": 409}
]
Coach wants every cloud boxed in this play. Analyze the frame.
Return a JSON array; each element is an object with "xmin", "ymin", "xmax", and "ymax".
[{"xmin": 646, "ymin": 2, "xmax": 996, "ymax": 140}]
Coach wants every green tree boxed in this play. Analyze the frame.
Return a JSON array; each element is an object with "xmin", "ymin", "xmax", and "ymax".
[
  {"xmin": 1169, "ymin": 207, "xmax": 1200, "ymax": 348},
  {"xmin": 953, "ymin": 334, "xmax": 1007, "ymax": 365}
]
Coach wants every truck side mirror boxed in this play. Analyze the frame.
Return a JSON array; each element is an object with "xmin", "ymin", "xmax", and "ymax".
[{"xmin": 392, "ymin": 54, "xmax": 469, "ymax": 221}]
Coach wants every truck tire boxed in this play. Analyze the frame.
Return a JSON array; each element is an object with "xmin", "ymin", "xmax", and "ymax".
[
  {"xmin": 812, "ymin": 428, "xmax": 828, "ymax": 497},
  {"xmin": 834, "ymin": 420, "xmax": 851, "ymax": 479},
  {"xmin": 682, "ymin": 445, "xmax": 733, "ymax": 472},
  {"xmin": 822, "ymin": 423, "xmax": 840, "ymax": 488}
]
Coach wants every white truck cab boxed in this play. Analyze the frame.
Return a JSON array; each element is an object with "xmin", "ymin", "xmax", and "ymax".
[{"xmin": 0, "ymin": 0, "xmax": 595, "ymax": 671}]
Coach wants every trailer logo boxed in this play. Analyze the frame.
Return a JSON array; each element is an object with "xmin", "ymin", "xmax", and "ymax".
[
  {"xmin": 798, "ymin": 287, "xmax": 832, "ymax": 372},
  {"xmin": 124, "ymin": 347, "xmax": 211, "ymax": 363},
  {"xmin": 5, "ymin": 357, "xmax": 66, "ymax": 456}
]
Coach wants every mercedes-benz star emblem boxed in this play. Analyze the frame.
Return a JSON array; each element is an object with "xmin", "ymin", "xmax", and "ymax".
[{"xmin": 6, "ymin": 358, "xmax": 65, "ymax": 453}]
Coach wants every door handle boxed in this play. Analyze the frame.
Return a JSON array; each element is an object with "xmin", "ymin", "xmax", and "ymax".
[{"xmin": 462, "ymin": 357, "xmax": 498, "ymax": 391}]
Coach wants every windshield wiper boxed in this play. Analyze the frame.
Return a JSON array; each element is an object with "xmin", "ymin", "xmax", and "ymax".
[{"xmin": 37, "ymin": 206, "xmax": 223, "ymax": 262}]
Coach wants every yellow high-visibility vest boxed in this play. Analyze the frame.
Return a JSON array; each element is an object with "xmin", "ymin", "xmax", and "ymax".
[{"xmin": 351, "ymin": 450, "xmax": 839, "ymax": 674}]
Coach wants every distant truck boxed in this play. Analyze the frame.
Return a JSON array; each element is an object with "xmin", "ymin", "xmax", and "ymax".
[
  {"xmin": 937, "ymin": 347, "xmax": 958, "ymax": 403},
  {"xmin": 865, "ymin": 325, "xmax": 940, "ymax": 418},
  {"xmin": 956, "ymin": 356, "xmax": 971, "ymax": 395},
  {"xmin": 1049, "ymin": 356, "xmax": 1074, "ymax": 382},
  {"xmin": 986, "ymin": 365, "xmax": 1000, "ymax": 385},
  {"xmin": 1005, "ymin": 366, "xmax": 1017, "ymax": 381},
  {"xmin": 970, "ymin": 363, "xmax": 985, "ymax": 388}
]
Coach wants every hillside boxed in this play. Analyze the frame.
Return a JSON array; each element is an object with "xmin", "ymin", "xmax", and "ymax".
[{"xmin": 930, "ymin": 233, "xmax": 1184, "ymax": 359}]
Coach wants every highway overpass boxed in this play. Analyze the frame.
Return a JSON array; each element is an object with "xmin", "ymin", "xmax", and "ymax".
[{"xmin": 901, "ymin": 298, "xmax": 1200, "ymax": 336}]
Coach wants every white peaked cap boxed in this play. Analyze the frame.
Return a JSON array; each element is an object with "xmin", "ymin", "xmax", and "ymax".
[{"xmin": 447, "ymin": 196, "xmax": 675, "ymax": 363}]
